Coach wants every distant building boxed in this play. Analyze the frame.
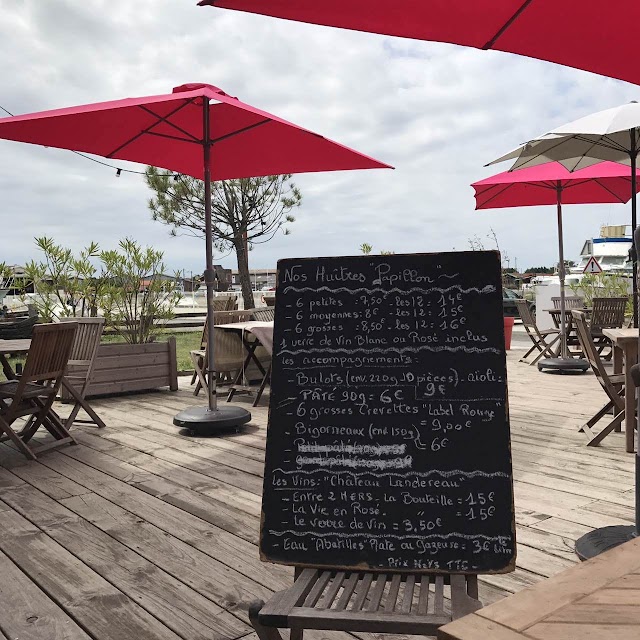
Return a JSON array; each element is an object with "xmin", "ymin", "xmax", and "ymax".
[
  {"xmin": 502, "ymin": 272, "xmax": 523, "ymax": 290},
  {"xmin": 0, "ymin": 265, "xmax": 34, "ymax": 294},
  {"xmin": 144, "ymin": 266, "xmax": 232, "ymax": 293},
  {"xmin": 231, "ymin": 268, "xmax": 277, "ymax": 290},
  {"xmin": 139, "ymin": 273, "xmax": 183, "ymax": 293},
  {"xmin": 181, "ymin": 277, "xmax": 199, "ymax": 293},
  {"xmin": 212, "ymin": 265, "xmax": 232, "ymax": 291}
]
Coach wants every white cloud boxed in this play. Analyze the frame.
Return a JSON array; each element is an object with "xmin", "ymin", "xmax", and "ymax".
[{"xmin": 1, "ymin": 0, "xmax": 638, "ymax": 275}]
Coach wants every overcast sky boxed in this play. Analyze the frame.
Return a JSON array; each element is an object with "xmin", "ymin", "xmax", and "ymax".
[{"xmin": 1, "ymin": 0, "xmax": 638, "ymax": 276}]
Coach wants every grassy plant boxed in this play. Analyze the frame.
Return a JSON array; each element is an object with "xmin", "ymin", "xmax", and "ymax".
[
  {"xmin": 101, "ymin": 330, "xmax": 200, "ymax": 372},
  {"xmin": 569, "ymin": 273, "xmax": 632, "ymax": 314}
]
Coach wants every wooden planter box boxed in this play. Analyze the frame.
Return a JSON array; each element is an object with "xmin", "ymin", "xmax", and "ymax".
[{"xmin": 63, "ymin": 337, "xmax": 178, "ymax": 399}]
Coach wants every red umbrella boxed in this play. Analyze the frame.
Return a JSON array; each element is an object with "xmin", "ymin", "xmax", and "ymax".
[
  {"xmin": 473, "ymin": 162, "xmax": 640, "ymax": 209},
  {"xmin": 199, "ymin": 0, "xmax": 640, "ymax": 86},
  {"xmin": 0, "ymin": 82, "xmax": 391, "ymax": 429},
  {"xmin": 0, "ymin": 83, "xmax": 388, "ymax": 180},
  {"xmin": 472, "ymin": 161, "xmax": 640, "ymax": 371}
]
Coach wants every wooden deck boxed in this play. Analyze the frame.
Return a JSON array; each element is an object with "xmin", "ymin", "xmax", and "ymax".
[{"xmin": 0, "ymin": 349, "xmax": 635, "ymax": 639}]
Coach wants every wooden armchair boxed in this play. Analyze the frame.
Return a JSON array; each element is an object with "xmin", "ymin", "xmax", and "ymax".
[
  {"xmin": 0, "ymin": 322, "xmax": 78, "ymax": 460},
  {"xmin": 515, "ymin": 299, "xmax": 560, "ymax": 366},
  {"xmin": 572, "ymin": 310, "xmax": 626, "ymax": 446},
  {"xmin": 59, "ymin": 317, "xmax": 106, "ymax": 429}
]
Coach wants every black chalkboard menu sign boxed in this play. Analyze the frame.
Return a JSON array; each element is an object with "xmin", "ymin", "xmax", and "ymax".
[{"xmin": 260, "ymin": 251, "xmax": 515, "ymax": 574}]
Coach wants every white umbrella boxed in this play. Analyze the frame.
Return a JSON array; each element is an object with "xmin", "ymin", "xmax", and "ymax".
[
  {"xmin": 488, "ymin": 101, "xmax": 640, "ymax": 325},
  {"xmin": 490, "ymin": 102, "xmax": 640, "ymax": 170}
]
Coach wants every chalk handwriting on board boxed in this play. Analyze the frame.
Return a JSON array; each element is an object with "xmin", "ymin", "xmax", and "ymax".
[{"xmin": 261, "ymin": 251, "xmax": 515, "ymax": 574}]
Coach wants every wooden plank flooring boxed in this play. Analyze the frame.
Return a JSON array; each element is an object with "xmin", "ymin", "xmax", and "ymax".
[{"xmin": 0, "ymin": 349, "xmax": 635, "ymax": 639}]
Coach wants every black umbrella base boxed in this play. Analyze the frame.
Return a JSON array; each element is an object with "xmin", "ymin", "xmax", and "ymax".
[
  {"xmin": 538, "ymin": 357, "xmax": 589, "ymax": 374},
  {"xmin": 173, "ymin": 405, "xmax": 251, "ymax": 435},
  {"xmin": 575, "ymin": 526, "xmax": 637, "ymax": 561}
]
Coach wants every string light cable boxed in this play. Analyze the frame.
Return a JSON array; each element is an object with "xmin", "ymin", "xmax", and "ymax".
[{"xmin": 1, "ymin": 102, "xmax": 244, "ymax": 261}]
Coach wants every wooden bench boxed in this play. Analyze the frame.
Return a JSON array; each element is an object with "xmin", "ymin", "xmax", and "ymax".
[{"xmin": 250, "ymin": 569, "xmax": 482, "ymax": 638}]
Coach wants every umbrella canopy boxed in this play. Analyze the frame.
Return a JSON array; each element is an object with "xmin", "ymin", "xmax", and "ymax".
[
  {"xmin": 488, "ymin": 102, "xmax": 640, "ymax": 326},
  {"xmin": 473, "ymin": 162, "xmax": 640, "ymax": 208},
  {"xmin": 473, "ymin": 161, "xmax": 640, "ymax": 364},
  {"xmin": 0, "ymin": 82, "xmax": 391, "ymax": 421},
  {"xmin": 198, "ymin": 0, "xmax": 640, "ymax": 86},
  {"xmin": 489, "ymin": 102, "xmax": 640, "ymax": 172},
  {"xmin": 0, "ymin": 83, "xmax": 390, "ymax": 180}
]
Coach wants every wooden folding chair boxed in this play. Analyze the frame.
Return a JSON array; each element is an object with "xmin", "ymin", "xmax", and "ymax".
[
  {"xmin": 189, "ymin": 315, "xmax": 208, "ymax": 387},
  {"xmin": 0, "ymin": 322, "xmax": 78, "ymax": 460},
  {"xmin": 191, "ymin": 310, "xmax": 253, "ymax": 395},
  {"xmin": 572, "ymin": 310, "xmax": 626, "ymax": 446},
  {"xmin": 548, "ymin": 302, "xmax": 583, "ymax": 356},
  {"xmin": 250, "ymin": 307, "xmax": 275, "ymax": 321},
  {"xmin": 589, "ymin": 296, "xmax": 629, "ymax": 358},
  {"xmin": 59, "ymin": 317, "xmax": 106, "ymax": 429},
  {"xmin": 188, "ymin": 300, "xmax": 238, "ymax": 378},
  {"xmin": 212, "ymin": 296, "xmax": 237, "ymax": 311},
  {"xmin": 249, "ymin": 569, "xmax": 481, "ymax": 639},
  {"xmin": 551, "ymin": 295, "xmax": 584, "ymax": 309},
  {"xmin": 190, "ymin": 316, "xmax": 209, "ymax": 395},
  {"xmin": 224, "ymin": 321, "xmax": 273, "ymax": 407},
  {"xmin": 515, "ymin": 299, "xmax": 561, "ymax": 366}
]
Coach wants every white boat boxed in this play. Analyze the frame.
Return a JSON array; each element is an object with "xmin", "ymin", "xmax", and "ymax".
[
  {"xmin": 527, "ymin": 273, "xmax": 583, "ymax": 287},
  {"xmin": 570, "ymin": 224, "xmax": 633, "ymax": 276},
  {"xmin": 523, "ymin": 224, "xmax": 632, "ymax": 297}
]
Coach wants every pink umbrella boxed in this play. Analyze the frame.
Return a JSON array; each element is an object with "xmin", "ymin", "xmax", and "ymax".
[
  {"xmin": 199, "ymin": 0, "xmax": 640, "ymax": 86},
  {"xmin": 472, "ymin": 161, "xmax": 640, "ymax": 372},
  {"xmin": 0, "ymin": 82, "xmax": 391, "ymax": 430}
]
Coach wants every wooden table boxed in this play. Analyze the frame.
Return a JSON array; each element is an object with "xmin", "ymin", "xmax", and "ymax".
[
  {"xmin": 603, "ymin": 328, "xmax": 638, "ymax": 452},
  {"xmin": 439, "ymin": 536, "xmax": 640, "ymax": 640},
  {"xmin": 544, "ymin": 309, "xmax": 582, "ymax": 356},
  {"xmin": 0, "ymin": 338, "xmax": 30, "ymax": 379}
]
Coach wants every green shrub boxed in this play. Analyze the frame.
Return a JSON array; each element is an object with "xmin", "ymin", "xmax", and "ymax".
[
  {"xmin": 19, "ymin": 236, "xmax": 182, "ymax": 343},
  {"xmin": 99, "ymin": 238, "xmax": 182, "ymax": 344},
  {"xmin": 569, "ymin": 273, "xmax": 632, "ymax": 314},
  {"xmin": 22, "ymin": 237, "xmax": 103, "ymax": 320}
]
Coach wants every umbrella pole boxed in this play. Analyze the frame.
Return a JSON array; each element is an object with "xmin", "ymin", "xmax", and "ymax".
[
  {"xmin": 538, "ymin": 184, "xmax": 588, "ymax": 374},
  {"xmin": 556, "ymin": 185, "xmax": 568, "ymax": 360},
  {"xmin": 635, "ymin": 225, "xmax": 640, "ymax": 535},
  {"xmin": 631, "ymin": 130, "xmax": 638, "ymax": 328},
  {"xmin": 203, "ymin": 97, "xmax": 217, "ymax": 412},
  {"xmin": 172, "ymin": 96, "xmax": 251, "ymax": 433}
]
